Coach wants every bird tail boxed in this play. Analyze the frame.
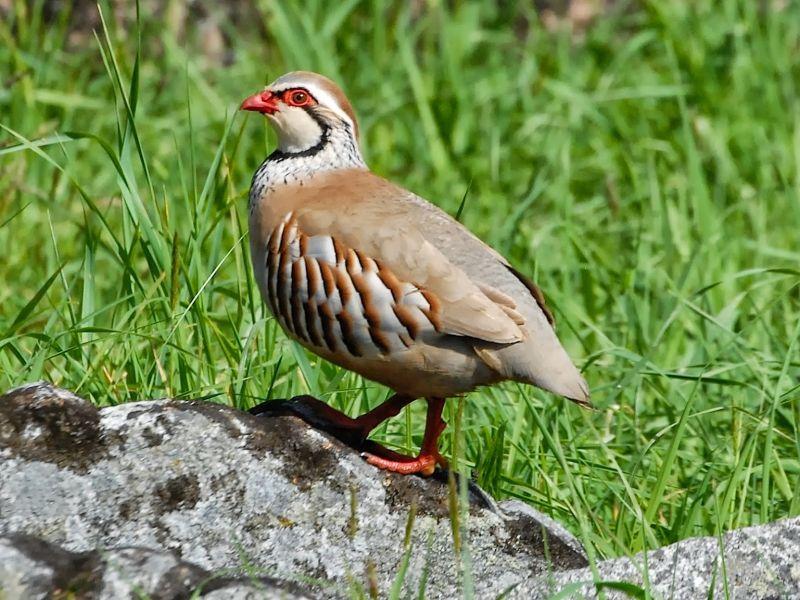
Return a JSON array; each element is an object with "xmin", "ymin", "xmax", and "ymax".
[{"xmin": 474, "ymin": 333, "xmax": 591, "ymax": 407}]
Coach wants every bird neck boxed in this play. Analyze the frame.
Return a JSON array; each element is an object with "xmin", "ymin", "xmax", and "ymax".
[{"xmin": 248, "ymin": 125, "xmax": 365, "ymax": 207}]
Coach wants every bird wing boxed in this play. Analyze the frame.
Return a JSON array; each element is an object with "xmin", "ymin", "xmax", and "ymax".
[
  {"xmin": 391, "ymin": 183, "xmax": 557, "ymax": 329},
  {"xmin": 260, "ymin": 172, "xmax": 524, "ymax": 346},
  {"xmin": 378, "ymin": 182, "xmax": 589, "ymax": 405}
]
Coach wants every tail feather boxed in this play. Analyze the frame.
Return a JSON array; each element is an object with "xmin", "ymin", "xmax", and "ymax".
[{"xmin": 474, "ymin": 330, "xmax": 591, "ymax": 407}]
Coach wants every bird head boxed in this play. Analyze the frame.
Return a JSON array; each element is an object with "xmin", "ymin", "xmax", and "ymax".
[{"xmin": 241, "ymin": 71, "xmax": 360, "ymax": 156}]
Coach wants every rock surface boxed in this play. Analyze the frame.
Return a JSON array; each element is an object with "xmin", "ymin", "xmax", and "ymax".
[
  {"xmin": 0, "ymin": 533, "xmax": 311, "ymax": 599},
  {"xmin": 1, "ymin": 382, "xmax": 798, "ymax": 599},
  {"xmin": 0, "ymin": 382, "xmax": 586, "ymax": 599},
  {"xmin": 518, "ymin": 516, "xmax": 800, "ymax": 599}
]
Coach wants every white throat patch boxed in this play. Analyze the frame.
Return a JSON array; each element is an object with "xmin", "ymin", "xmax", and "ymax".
[{"xmin": 268, "ymin": 107, "xmax": 324, "ymax": 153}]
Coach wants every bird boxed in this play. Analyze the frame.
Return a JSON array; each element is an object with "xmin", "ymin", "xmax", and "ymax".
[{"xmin": 241, "ymin": 71, "xmax": 590, "ymax": 476}]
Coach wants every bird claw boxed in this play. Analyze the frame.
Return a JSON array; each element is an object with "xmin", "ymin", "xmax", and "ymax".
[
  {"xmin": 361, "ymin": 451, "xmax": 438, "ymax": 476},
  {"xmin": 359, "ymin": 443, "xmax": 447, "ymax": 476}
]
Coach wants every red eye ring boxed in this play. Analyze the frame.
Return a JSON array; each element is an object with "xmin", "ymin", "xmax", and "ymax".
[{"xmin": 285, "ymin": 89, "xmax": 310, "ymax": 106}]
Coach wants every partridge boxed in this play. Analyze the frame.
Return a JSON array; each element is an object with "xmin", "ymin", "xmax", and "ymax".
[{"xmin": 241, "ymin": 71, "xmax": 590, "ymax": 476}]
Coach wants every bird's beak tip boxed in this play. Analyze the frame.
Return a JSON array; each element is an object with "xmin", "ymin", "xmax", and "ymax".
[{"xmin": 241, "ymin": 91, "xmax": 278, "ymax": 114}]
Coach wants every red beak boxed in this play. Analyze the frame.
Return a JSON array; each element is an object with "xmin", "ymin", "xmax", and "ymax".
[{"xmin": 240, "ymin": 90, "xmax": 279, "ymax": 115}]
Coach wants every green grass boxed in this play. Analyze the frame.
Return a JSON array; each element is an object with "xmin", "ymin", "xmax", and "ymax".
[{"xmin": 1, "ymin": 0, "xmax": 799, "ymax": 572}]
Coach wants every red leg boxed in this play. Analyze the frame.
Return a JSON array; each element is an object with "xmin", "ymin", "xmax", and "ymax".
[
  {"xmin": 362, "ymin": 397, "xmax": 448, "ymax": 476},
  {"xmin": 251, "ymin": 393, "xmax": 450, "ymax": 476},
  {"xmin": 353, "ymin": 394, "xmax": 416, "ymax": 434}
]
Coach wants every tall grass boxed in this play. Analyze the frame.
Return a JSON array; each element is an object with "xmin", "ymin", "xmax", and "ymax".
[{"xmin": 1, "ymin": 0, "xmax": 799, "ymax": 564}]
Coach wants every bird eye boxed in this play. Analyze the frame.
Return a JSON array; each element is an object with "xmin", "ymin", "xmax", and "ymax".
[{"xmin": 289, "ymin": 90, "xmax": 308, "ymax": 105}]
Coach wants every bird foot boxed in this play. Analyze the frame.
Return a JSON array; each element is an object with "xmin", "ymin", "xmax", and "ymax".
[
  {"xmin": 249, "ymin": 395, "xmax": 371, "ymax": 448},
  {"xmin": 360, "ymin": 442, "xmax": 448, "ymax": 477},
  {"xmin": 251, "ymin": 396, "xmax": 448, "ymax": 477}
]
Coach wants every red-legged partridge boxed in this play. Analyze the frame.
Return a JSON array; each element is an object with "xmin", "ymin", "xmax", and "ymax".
[{"xmin": 241, "ymin": 71, "xmax": 590, "ymax": 475}]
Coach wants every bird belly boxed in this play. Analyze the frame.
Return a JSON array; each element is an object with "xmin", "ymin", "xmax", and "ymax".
[{"xmin": 292, "ymin": 333, "xmax": 498, "ymax": 398}]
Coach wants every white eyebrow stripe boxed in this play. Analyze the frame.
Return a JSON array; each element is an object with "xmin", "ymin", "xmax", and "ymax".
[
  {"xmin": 269, "ymin": 81, "xmax": 355, "ymax": 131},
  {"xmin": 308, "ymin": 86, "xmax": 354, "ymax": 127}
]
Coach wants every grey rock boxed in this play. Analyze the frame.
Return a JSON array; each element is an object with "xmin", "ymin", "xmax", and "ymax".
[
  {"xmin": 3, "ymin": 382, "xmax": 797, "ymax": 599},
  {"xmin": 98, "ymin": 545, "xmax": 206, "ymax": 598},
  {"xmin": 0, "ymin": 534, "xmax": 102, "ymax": 599},
  {"xmin": 0, "ymin": 533, "xmax": 314, "ymax": 599},
  {"xmin": 499, "ymin": 499, "xmax": 588, "ymax": 570},
  {"xmin": 519, "ymin": 515, "xmax": 800, "ymax": 598},
  {"xmin": 0, "ymin": 382, "xmax": 585, "ymax": 599}
]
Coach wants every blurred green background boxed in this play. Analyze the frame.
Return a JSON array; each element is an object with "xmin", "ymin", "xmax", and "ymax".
[{"xmin": 1, "ymin": 0, "xmax": 799, "ymax": 561}]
